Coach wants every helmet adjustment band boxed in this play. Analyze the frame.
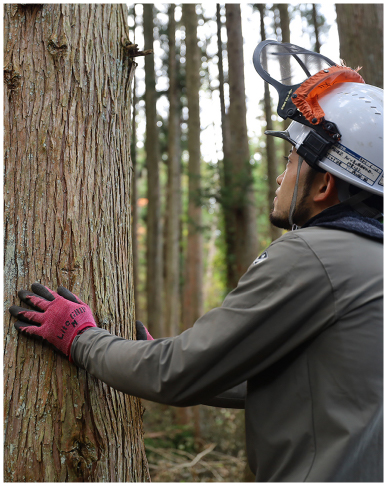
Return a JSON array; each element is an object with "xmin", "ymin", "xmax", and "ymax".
[{"xmin": 296, "ymin": 131, "xmax": 328, "ymax": 173}]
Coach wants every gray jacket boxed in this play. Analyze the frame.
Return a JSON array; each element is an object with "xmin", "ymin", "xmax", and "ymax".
[{"xmin": 72, "ymin": 222, "xmax": 383, "ymax": 481}]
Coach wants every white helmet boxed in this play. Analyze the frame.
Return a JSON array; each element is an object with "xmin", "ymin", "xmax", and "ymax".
[
  {"xmin": 253, "ymin": 40, "xmax": 383, "ymax": 218},
  {"xmin": 274, "ymin": 82, "xmax": 383, "ymax": 196}
]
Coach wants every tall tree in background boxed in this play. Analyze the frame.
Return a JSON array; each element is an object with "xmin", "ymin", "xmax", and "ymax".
[
  {"xmin": 143, "ymin": 4, "xmax": 164, "ymax": 337},
  {"xmin": 4, "ymin": 4, "xmax": 149, "ymax": 481},
  {"xmin": 217, "ymin": 4, "xmax": 236, "ymax": 288},
  {"xmin": 259, "ymin": 5, "xmax": 282, "ymax": 242},
  {"xmin": 276, "ymin": 3, "xmax": 291, "ymax": 162},
  {"xmin": 182, "ymin": 4, "xmax": 204, "ymax": 331},
  {"xmin": 224, "ymin": 4, "xmax": 258, "ymax": 288},
  {"xmin": 165, "ymin": 5, "xmax": 182, "ymax": 337},
  {"xmin": 299, "ymin": 4, "xmax": 329, "ymax": 54},
  {"xmin": 335, "ymin": 4, "xmax": 383, "ymax": 88},
  {"xmin": 277, "ymin": 4, "xmax": 290, "ymax": 45},
  {"xmin": 311, "ymin": 5, "xmax": 321, "ymax": 53}
]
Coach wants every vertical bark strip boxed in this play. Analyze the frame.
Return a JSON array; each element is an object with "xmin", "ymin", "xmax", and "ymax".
[
  {"xmin": 131, "ymin": 74, "xmax": 140, "ymax": 320},
  {"xmin": 4, "ymin": 4, "xmax": 149, "ymax": 481}
]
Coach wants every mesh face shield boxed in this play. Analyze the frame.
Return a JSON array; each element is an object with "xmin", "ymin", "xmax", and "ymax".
[
  {"xmin": 253, "ymin": 40, "xmax": 336, "ymax": 120},
  {"xmin": 253, "ymin": 40, "xmax": 365, "ymax": 170}
]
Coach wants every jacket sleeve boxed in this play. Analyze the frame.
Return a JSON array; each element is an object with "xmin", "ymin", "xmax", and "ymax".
[
  {"xmin": 71, "ymin": 232, "xmax": 336, "ymax": 407},
  {"xmin": 201, "ymin": 382, "xmax": 247, "ymax": 409}
]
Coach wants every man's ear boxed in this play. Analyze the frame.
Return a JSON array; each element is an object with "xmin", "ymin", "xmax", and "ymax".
[{"xmin": 313, "ymin": 172, "xmax": 340, "ymax": 205}]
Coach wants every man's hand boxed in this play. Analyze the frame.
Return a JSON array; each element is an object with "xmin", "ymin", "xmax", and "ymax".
[
  {"xmin": 9, "ymin": 282, "xmax": 97, "ymax": 359},
  {"xmin": 135, "ymin": 320, "xmax": 154, "ymax": 340}
]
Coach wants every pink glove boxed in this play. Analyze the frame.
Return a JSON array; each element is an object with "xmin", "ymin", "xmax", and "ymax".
[{"xmin": 9, "ymin": 283, "xmax": 97, "ymax": 359}]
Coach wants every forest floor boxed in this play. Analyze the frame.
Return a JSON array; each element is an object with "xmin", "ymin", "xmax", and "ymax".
[{"xmin": 141, "ymin": 400, "xmax": 255, "ymax": 482}]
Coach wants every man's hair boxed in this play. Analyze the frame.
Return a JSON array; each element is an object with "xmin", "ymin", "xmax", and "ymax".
[{"xmin": 349, "ymin": 184, "xmax": 383, "ymax": 214}]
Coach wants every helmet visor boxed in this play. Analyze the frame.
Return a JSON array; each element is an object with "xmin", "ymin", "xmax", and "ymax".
[
  {"xmin": 253, "ymin": 40, "xmax": 336, "ymax": 90},
  {"xmin": 265, "ymin": 122, "xmax": 313, "ymax": 149}
]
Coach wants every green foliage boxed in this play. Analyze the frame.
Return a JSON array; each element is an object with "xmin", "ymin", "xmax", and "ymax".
[
  {"xmin": 298, "ymin": 4, "xmax": 329, "ymax": 35},
  {"xmin": 145, "ymin": 424, "xmax": 197, "ymax": 454}
]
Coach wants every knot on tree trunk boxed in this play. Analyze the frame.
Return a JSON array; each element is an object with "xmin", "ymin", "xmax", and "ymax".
[
  {"xmin": 47, "ymin": 34, "xmax": 69, "ymax": 59},
  {"xmin": 4, "ymin": 64, "xmax": 21, "ymax": 91},
  {"xmin": 121, "ymin": 37, "xmax": 153, "ymax": 58}
]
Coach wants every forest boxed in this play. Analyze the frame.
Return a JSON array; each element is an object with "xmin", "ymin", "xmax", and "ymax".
[
  {"xmin": 129, "ymin": 4, "xmax": 383, "ymax": 481},
  {"xmin": 3, "ymin": 3, "xmax": 383, "ymax": 482}
]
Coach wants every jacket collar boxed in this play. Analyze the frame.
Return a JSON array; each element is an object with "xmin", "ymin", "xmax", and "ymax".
[{"xmin": 302, "ymin": 204, "xmax": 383, "ymax": 242}]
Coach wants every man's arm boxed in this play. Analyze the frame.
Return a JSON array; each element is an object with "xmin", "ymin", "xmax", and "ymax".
[
  {"xmin": 71, "ymin": 232, "xmax": 336, "ymax": 407},
  {"xmin": 201, "ymin": 382, "xmax": 247, "ymax": 409},
  {"xmin": 136, "ymin": 320, "xmax": 247, "ymax": 409}
]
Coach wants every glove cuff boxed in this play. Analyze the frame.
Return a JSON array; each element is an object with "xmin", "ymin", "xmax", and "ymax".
[{"xmin": 68, "ymin": 323, "xmax": 96, "ymax": 362}]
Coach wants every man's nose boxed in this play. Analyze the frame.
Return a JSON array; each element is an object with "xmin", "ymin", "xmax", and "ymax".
[{"xmin": 276, "ymin": 171, "xmax": 285, "ymax": 185}]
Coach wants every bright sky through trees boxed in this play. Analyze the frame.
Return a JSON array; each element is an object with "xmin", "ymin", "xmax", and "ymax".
[{"xmin": 129, "ymin": 3, "xmax": 340, "ymax": 165}]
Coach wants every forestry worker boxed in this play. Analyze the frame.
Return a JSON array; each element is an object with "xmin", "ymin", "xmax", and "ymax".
[{"xmin": 10, "ymin": 41, "xmax": 383, "ymax": 481}]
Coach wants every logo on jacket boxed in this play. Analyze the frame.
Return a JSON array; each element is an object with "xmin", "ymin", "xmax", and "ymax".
[{"xmin": 253, "ymin": 251, "xmax": 268, "ymax": 265}]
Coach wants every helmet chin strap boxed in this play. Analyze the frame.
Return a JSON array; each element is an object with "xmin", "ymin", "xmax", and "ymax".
[{"xmin": 288, "ymin": 155, "xmax": 304, "ymax": 230}]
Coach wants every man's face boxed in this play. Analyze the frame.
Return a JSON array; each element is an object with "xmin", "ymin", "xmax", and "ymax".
[{"xmin": 269, "ymin": 147, "xmax": 316, "ymax": 230}]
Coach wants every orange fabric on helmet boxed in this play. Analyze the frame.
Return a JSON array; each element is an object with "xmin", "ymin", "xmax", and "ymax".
[{"xmin": 292, "ymin": 65, "xmax": 365, "ymax": 124}]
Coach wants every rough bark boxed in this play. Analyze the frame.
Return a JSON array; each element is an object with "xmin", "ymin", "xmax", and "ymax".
[
  {"xmin": 224, "ymin": 4, "xmax": 258, "ymax": 289},
  {"xmin": 131, "ymin": 74, "xmax": 140, "ymax": 320},
  {"xmin": 165, "ymin": 4, "xmax": 182, "ymax": 337},
  {"xmin": 182, "ymin": 4, "xmax": 203, "ymax": 330},
  {"xmin": 143, "ymin": 4, "xmax": 164, "ymax": 337},
  {"xmin": 4, "ymin": 4, "xmax": 149, "ymax": 481},
  {"xmin": 335, "ymin": 4, "xmax": 383, "ymax": 88}
]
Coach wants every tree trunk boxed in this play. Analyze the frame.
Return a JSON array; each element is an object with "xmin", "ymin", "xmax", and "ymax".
[
  {"xmin": 143, "ymin": 4, "xmax": 164, "ymax": 337},
  {"xmin": 335, "ymin": 4, "xmax": 383, "ymax": 88},
  {"xmin": 203, "ymin": 211, "xmax": 219, "ymax": 304},
  {"xmin": 276, "ymin": 3, "xmax": 291, "ymax": 162},
  {"xmin": 311, "ymin": 4, "xmax": 321, "ymax": 53},
  {"xmin": 260, "ymin": 5, "xmax": 282, "ymax": 242},
  {"xmin": 217, "ymin": 4, "xmax": 235, "ymax": 292},
  {"xmin": 165, "ymin": 4, "xmax": 182, "ymax": 337},
  {"xmin": 277, "ymin": 4, "xmax": 290, "ymax": 44},
  {"xmin": 225, "ymin": 4, "xmax": 258, "ymax": 288},
  {"xmin": 182, "ymin": 4, "xmax": 203, "ymax": 330},
  {"xmin": 4, "ymin": 4, "xmax": 149, "ymax": 482}
]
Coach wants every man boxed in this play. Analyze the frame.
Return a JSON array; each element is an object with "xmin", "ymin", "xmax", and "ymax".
[{"xmin": 10, "ymin": 42, "xmax": 383, "ymax": 481}]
